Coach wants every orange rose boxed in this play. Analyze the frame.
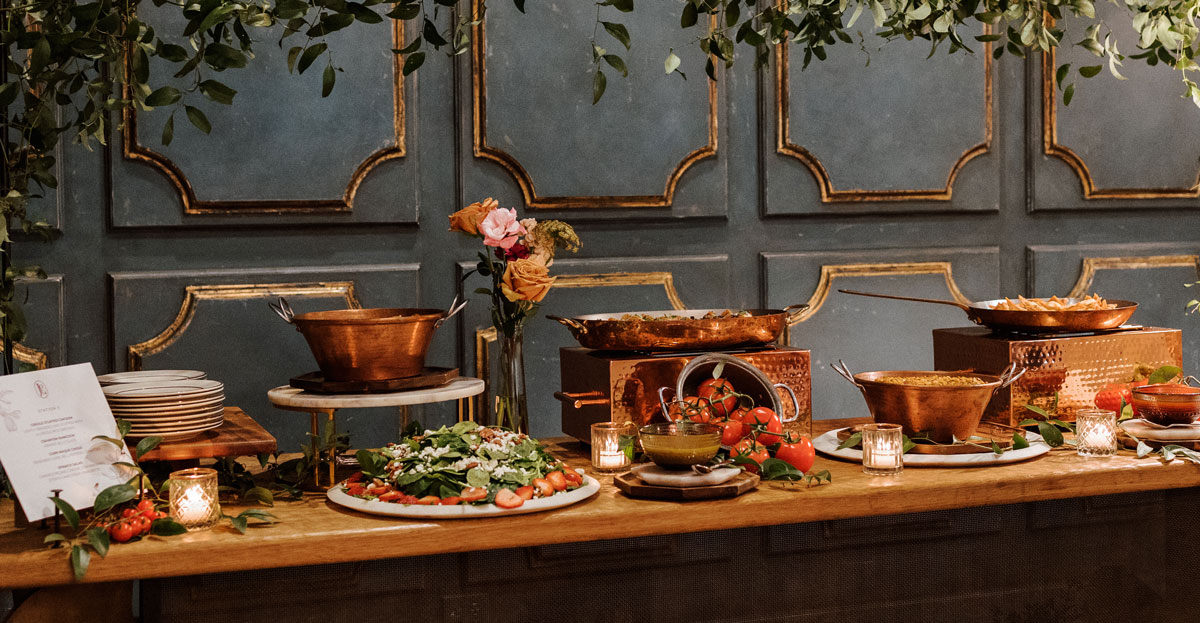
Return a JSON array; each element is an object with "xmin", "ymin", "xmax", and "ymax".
[
  {"xmin": 501, "ymin": 258, "xmax": 555, "ymax": 303},
  {"xmin": 448, "ymin": 197, "xmax": 499, "ymax": 235}
]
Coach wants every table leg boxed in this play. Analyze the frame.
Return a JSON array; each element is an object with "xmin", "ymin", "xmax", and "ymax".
[
  {"xmin": 309, "ymin": 411, "xmax": 321, "ymax": 486},
  {"xmin": 326, "ymin": 410, "xmax": 336, "ymax": 486},
  {"xmin": 399, "ymin": 405, "xmax": 410, "ymax": 429}
]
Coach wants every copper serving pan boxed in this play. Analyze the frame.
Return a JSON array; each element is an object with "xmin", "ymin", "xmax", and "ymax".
[
  {"xmin": 839, "ymin": 289, "xmax": 1137, "ymax": 333},
  {"xmin": 546, "ymin": 305, "xmax": 809, "ymax": 351},
  {"xmin": 269, "ymin": 297, "xmax": 467, "ymax": 381},
  {"xmin": 833, "ymin": 361, "xmax": 1025, "ymax": 443}
]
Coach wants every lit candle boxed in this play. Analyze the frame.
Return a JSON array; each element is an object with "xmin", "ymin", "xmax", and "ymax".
[
  {"xmin": 1075, "ymin": 408, "xmax": 1117, "ymax": 457},
  {"xmin": 861, "ymin": 423, "xmax": 903, "ymax": 476},
  {"xmin": 591, "ymin": 421, "xmax": 634, "ymax": 473},
  {"xmin": 168, "ymin": 467, "xmax": 221, "ymax": 531}
]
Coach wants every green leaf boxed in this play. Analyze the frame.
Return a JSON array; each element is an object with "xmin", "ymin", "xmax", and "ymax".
[
  {"xmin": 991, "ymin": 440, "xmax": 1003, "ymax": 455},
  {"xmin": 466, "ymin": 467, "xmax": 491, "ymax": 487},
  {"xmin": 243, "ymin": 486, "xmax": 275, "ymax": 507},
  {"xmin": 135, "ymin": 435, "xmax": 163, "ymax": 458},
  {"xmin": 601, "ymin": 0, "xmax": 634, "ymax": 11},
  {"xmin": 901, "ymin": 435, "xmax": 916, "ymax": 454},
  {"xmin": 1078, "ymin": 65, "xmax": 1102, "ymax": 78},
  {"xmin": 1055, "ymin": 63, "xmax": 1071, "ymax": 88},
  {"xmin": 145, "ymin": 86, "xmax": 182, "ymax": 107},
  {"xmin": 1149, "ymin": 365, "xmax": 1182, "ymax": 384},
  {"xmin": 198, "ymin": 80, "xmax": 237, "ymax": 105},
  {"xmin": 665, "ymin": 51, "xmax": 681, "ymax": 75},
  {"xmin": 230, "ymin": 516, "xmax": 248, "ymax": 534},
  {"xmin": 116, "ymin": 419, "xmax": 131, "ymax": 439},
  {"xmin": 297, "ymin": 43, "xmax": 328, "ymax": 74},
  {"xmin": 836, "ymin": 431, "xmax": 862, "ymax": 450},
  {"xmin": 92, "ymin": 435, "xmax": 125, "ymax": 448},
  {"xmin": 86, "ymin": 527, "xmax": 110, "ymax": 558},
  {"xmin": 1012, "ymin": 432, "xmax": 1030, "ymax": 449},
  {"xmin": 592, "ymin": 69, "xmax": 606, "ymax": 105},
  {"xmin": 322, "ymin": 65, "xmax": 336, "ymax": 97},
  {"xmin": 1063, "ymin": 83, "xmax": 1075, "ymax": 106},
  {"xmin": 51, "ymin": 497, "xmax": 79, "ymax": 532},
  {"xmin": 1037, "ymin": 421, "xmax": 1064, "ymax": 447},
  {"xmin": 403, "ymin": 52, "xmax": 426, "ymax": 76},
  {"xmin": 1023, "ymin": 404, "xmax": 1051, "ymax": 419},
  {"xmin": 602, "ymin": 22, "xmax": 631, "ymax": 49},
  {"xmin": 681, "ymin": 1, "xmax": 698, "ymax": 28},
  {"xmin": 0, "ymin": 82, "xmax": 17, "ymax": 109},
  {"xmin": 602, "ymin": 55, "xmax": 628, "ymax": 77},
  {"xmin": 44, "ymin": 533, "xmax": 66, "ymax": 544},
  {"xmin": 93, "ymin": 484, "xmax": 137, "ymax": 514},
  {"xmin": 1136, "ymin": 440, "xmax": 1152, "ymax": 458},
  {"xmin": 151, "ymin": 518, "xmax": 188, "ymax": 536},
  {"xmin": 29, "ymin": 37, "xmax": 50, "ymax": 76},
  {"xmin": 71, "ymin": 545, "xmax": 90, "ymax": 581},
  {"xmin": 161, "ymin": 113, "xmax": 175, "ymax": 146}
]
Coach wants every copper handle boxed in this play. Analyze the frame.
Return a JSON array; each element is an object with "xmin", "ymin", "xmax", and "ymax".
[
  {"xmin": 553, "ymin": 391, "xmax": 608, "ymax": 409},
  {"xmin": 546, "ymin": 315, "xmax": 587, "ymax": 335},
  {"xmin": 838, "ymin": 289, "xmax": 971, "ymax": 312},
  {"xmin": 783, "ymin": 303, "xmax": 810, "ymax": 325}
]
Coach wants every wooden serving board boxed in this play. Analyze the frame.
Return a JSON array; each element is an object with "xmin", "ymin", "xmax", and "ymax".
[
  {"xmin": 614, "ymin": 470, "xmax": 760, "ymax": 500},
  {"xmin": 132, "ymin": 407, "xmax": 277, "ymax": 462},
  {"xmin": 290, "ymin": 367, "xmax": 458, "ymax": 394}
]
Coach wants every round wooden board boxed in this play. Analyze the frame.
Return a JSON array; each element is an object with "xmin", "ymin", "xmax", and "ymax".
[
  {"xmin": 614, "ymin": 470, "xmax": 760, "ymax": 500},
  {"xmin": 290, "ymin": 367, "xmax": 458, "ymax": 394}
]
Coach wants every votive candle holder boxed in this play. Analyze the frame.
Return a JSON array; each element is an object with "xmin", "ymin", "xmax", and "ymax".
[
  {"xmin": 591, "ymin": 421, "xmax": 635, "ymax": 473},
  {"xmin": 169, "ymin": 467, "xmax": 221, "ymax": 531},
  {"xmin": 862, "ymin": 423, "xmax": 904, "ymax": 476},
  {"xmin": 1075, "ymin": 408, "xmax": 1118, "ymax": 457}
]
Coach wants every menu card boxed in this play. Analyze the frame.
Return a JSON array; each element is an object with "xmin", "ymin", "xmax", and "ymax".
[{"xmin": 0, "ymin": 363, "xmax": 134, "ymax": 522}]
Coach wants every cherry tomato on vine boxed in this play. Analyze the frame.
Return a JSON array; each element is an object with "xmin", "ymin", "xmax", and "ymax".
[
  {"xmin": 733, "ymin": 439, "xmax": 769, "ymax": 473},
  {"xmin": 697, "ymin": 378, "xmax": 738, "ymax": 417},
  {"xmin": 743, "ymin": 407, "xmax": 783, "ymax": 446},
  {"xmin": 775, "ymin": 436, "xmax": 816, "ymax": 473},
  {"xmin": 120, "ymin": 508, "xmax": 137, "ymax": 519},
  {"xmin": 136, "ymin": 499, "xmax": 156, "ymax": 513},
  {"xmin": 719, "ymin": 419, "xmax": 745, "ymax": 446},
  {"xmin": 678, "ymin": 396, "xmax": 715, "ymax": 423},
  {"xmin": 109, "ymin": 521, "xmax": 134, "ymax": 543}
]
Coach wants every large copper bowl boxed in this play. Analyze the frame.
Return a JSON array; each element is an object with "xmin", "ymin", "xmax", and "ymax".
[
  {"xmin": 547, "ymin": 305, "xmax": 808, "ymax": 351},
  {"xmin": 834, "ymin": 363, "xmax": 1023, "ymax": 443},
  {"xmin": 289, "ymin": 308, "xmax": 446, "ymax": 381}
]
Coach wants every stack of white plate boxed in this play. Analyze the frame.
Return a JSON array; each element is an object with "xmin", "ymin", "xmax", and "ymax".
[
  {"xmin": 102, "ymin": 377, "xmax": 225, "ymax": 440},
  {"xmin": 97, "ymin": 370, "xmax": 207, "ymax": 386}
]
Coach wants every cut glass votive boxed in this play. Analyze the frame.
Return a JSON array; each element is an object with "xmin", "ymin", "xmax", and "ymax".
[
  {"xmin": 169, "ymin": 467, "xmax": 221, "ymax": 531},
  {"xmin": 862, "ymin": 423, "xmax": 904, "ymax": 476},
  {"xmin": 591, "ymin": 421, "xmax": 634, "ymax": 473},
  {"xmin": 1075, "ymin": 408, "xmax": 1118, "ymax": 457}
]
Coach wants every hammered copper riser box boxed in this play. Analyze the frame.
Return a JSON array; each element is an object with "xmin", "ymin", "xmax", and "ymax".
[
  {"xmin": 558, "ymin": 347, "xmax": 812, "ymax": 443},
  {"xmin": 932, "ymin": 326, "xmax": 1183, "ymax": 425}
]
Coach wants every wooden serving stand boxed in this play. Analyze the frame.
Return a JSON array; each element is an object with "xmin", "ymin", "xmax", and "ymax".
[
  {"xmin": 131, "ymin": 407, "xmax": 277, "ymax": 464},
  {"xmin": 614, "ymin": 470, "xmax": 759, "ymax": 500}
]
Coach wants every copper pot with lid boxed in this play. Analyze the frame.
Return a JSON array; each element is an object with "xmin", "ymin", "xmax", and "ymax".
[{"xmin": 270, "ymin": 296, "xmax": 467, "ymax": 381}]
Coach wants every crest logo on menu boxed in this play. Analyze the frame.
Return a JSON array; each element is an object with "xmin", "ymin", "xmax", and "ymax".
[{"xmin": 35, "ymin": 381, "xmax": 49, "ymax": 399}]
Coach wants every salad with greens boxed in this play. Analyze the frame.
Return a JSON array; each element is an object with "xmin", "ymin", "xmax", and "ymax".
[{"xmin": 343, "ymin": 421, "xmax": 585, "ymax": 509}]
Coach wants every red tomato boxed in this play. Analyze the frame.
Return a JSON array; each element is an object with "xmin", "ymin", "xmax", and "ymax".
[
  {"xmin": 1094, "ymin": 382, "xmax": 1134, "ymax": 413},
  {"xmin": 136, "ymin": 499, "xmax": 156, "ymax": 513},
  {"xmin": 120, "ymin": 508, "xmax": 137, "ymax": 519},
  {"xmin": 733, "ymin": 439, "xmax": 769, "ymax": 473},
  {"xmin": 141, "ymin": 509, "xmax": 159, "ymax": 521},
  {"xmin": 515, "ymin": 485, "xmax": 535, "ymax": 500},
  {"xmin": 775, "ymin": 437, "xmax": 816, "ymax": 473},
  {"xmin": 494, "ymin": 488, "xmax": 525, "ymax": 509},
  {"xmin": 546, "ymin": 471, "xmax": 568, "ymax": 491},
  {"xmin": 460, "ymin": 487, "xmax": 488, "ymax": 502},
  {"xmin": 697, "ymin": 378, "xmax": 738, "ymax": 417},
  {"xmin": 134, "ymin": 516, "xmax": 152, "ymax": 536},
  {"xmin": 744, "ymin": 407, "xmax": 783, "ymax": 446},
  {"xmin": 109, "ymin": 521, "xmax": 134, "ymax": 543},
  {"xmin": 670, "ymin": 396, "xmax": 715, "ymax": 423},
  {"xmin": 718, "ymin": 419, "xmax": 744, "ymax": 446}
]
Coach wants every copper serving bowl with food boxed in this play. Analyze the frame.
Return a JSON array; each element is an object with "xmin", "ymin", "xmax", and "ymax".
[
  {"xmin": 839, "ymin": 290, "xmax": 1137, "ymax": 333},
  {"xmin": 638, "ymin": 421, "xmax": 722, "ymax": 468},
  {"xmin": 1131, "ymin": 383, "xmax": 1200, "ymax": 426},
  {"xmin": 833, "ymin": 361, "xmax": 1025, "ymax": 443},
  {"xmin": 269, "ymin": 297, "xmax": 467, "ymax": 381},
  {"xmin": 546, "ymin": 305, "xmax": 809, "ymax": 351}
]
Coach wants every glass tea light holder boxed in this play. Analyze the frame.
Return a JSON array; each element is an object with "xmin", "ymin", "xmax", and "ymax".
[
  {"xmin": 591, "ymin": 421, "xmax": 635, "ymax": 473},
  {"xmin": 1075, "ymin": 408, "xmax": 1118, "ymax": 457},
  {"xmin": 169, "ymin": 467, "xmax": 221, "ymax": 531},
  {"xmin": 861, "ymin": 423, "xmax": 904, "ymax": 476}
]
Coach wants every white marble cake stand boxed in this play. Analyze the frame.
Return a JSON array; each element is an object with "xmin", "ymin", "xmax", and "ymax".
[{"xmin": 267, "ymin": 377, "xmax": 485, "ymax": 487}]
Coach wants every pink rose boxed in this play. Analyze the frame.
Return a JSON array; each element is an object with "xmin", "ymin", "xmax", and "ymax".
[{"xmin": 479, "ymin": 208, "xmax": 525, "ymax": 250}]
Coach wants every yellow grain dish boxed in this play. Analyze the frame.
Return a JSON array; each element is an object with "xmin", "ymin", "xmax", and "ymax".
[
  {"xmin": 617, "ymin": 310, "xmax": 750, "ymax": 321},
  {"xmin": 877, "ymin": 375, "xmax": 986, "ymax": 387},
  {"xmin": 991, "ymin": 294, "xmax": 1115, "ymax": 312}
]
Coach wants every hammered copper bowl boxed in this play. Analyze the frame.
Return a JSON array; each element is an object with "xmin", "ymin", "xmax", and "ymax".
[
  {"xmin": 851, "ymin": 370, "xmax": 1006, "ymax": 443},
  {"xmin": 1131, "ymin": 384, "xmax": 1200, "ymax": 426},
  {"xmin": 638, "ymin": 422, "xmax": 722, "ymax": 469},
  {"xmin": 291, "ymin": 308, "xmax": 445, "ymax": 381}
]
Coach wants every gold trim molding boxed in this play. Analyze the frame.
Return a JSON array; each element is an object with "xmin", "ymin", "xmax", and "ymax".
[
  {"xmin": 14, "ymin": 343, "xmax": 48, "ymax": 370},
  {"xmin": 122, "ymin": 21, "xmax": 406, "ymax": 215},
  {"xmin": 792, "ymin": 262, "xmax": 972, "ymax": 325},
  {"xmin": 473, "ymin": 271, "xmax": 688, "ymax": 417},
  {"xmin": 1067, "ymin": 255, "xmax": 1200, "ymax": 297},
  {"xmin": 1042, "ymin": 49, "xmax": 1200, "ymax": 199},
  {"xmin": 775, "ymin": 32, "xmax": 992, "ymax": 202},
  {"xmin": 128, "ymin": 282, "xmax": 360, "ymax": 370},
  {"xmin": 471, "ymin": 5, "xmax": 718, "ymax": 209}
]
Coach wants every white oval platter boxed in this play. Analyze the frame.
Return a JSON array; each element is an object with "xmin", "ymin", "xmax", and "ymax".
[
  {"xmin": 813, "ymin": 427, "xmax": 1050, "ymax": 467},
  {"xmin": 326, "ymin": 475, "xmax": 601, "ymax": 518}
]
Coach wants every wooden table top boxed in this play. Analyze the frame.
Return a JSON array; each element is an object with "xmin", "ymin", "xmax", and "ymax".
[
  {"xmin": 3, "ymin": 417, "xmax": 1199, "ymax": 588},
  {"xmin": 133, "ymin": 408, "xmax": 277, "ymax": 462}
]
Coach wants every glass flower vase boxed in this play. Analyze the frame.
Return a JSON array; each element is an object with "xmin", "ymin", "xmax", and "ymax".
[{"xmin": 493, "ymin": 326, "xmax": 529, "ymax": 434}]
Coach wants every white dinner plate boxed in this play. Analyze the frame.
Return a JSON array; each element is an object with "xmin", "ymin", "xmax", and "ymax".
[
  {"xmin": 1120, "ymin": 419, "xmax": 1200, "ymax": 442},
  {"xmin": 126, "ymin": 421, "xmax": 223, "ymax": 441},
  {"xmin": 127, "ymin": 416, "xmax": 224, "ymax": 432},
  {"xmin": 326, "ymin": 475, "xmax": 601, "ymax": 518},
  {"xmin": 98, "ymin": 370, "xmax": 206, "ymax": 385},
  {"xmin": 105, "ymin": 390, "xmax": 224, "ymax": 405},
  {"xmin": 103, "ymin": 380, "xmax": 224, "ymax": 401},
  {"xmin": 110, "ymin": 397, "xmax": 224, "ymax": 414},
  {"xmin": 813, "ymin": 427, "xmax": 1051, "ymax": 467},
  {"xmin": 119, "ymin": 409, "xmax": 226, "ymax": 426}
]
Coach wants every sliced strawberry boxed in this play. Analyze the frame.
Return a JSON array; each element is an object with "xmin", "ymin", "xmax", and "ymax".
[
  {"xmin": 515, "ymin": 485, "xmax": 535, "ymax": 500},
  {"xmin": 494, "ymin": 488, "xmax": 525, "ymax": 509},
  {"xmin": 345, "ymin": 472, "xmax": 364, "ymax": 483},
  {"xmin": 345, "ymin": 485, "xmax": 366, "ymax": 497},
  {"xmin": 562, "ymin": 470, "xmax": 583, "ymax": 486},
  {"xmin": 438, "ymin": 496, "xmax": 462, "ymax": 505},
  {"xmin": 377, "ymin": 490, "xmax": 404, "ymax": 502},
  {"xmin": 415, "ymin": 495, "xmax": 440, "ymax": 505},
  {"xmin": 532, "ymin": 477, "xmax": 555, "ymax": 498},
  {"xmin": 546, "ymin": 471, "xmax": 568, "ymax": 491},
  {"xmin": 460, "ymin": 487, "xmax": 488, "ymax": 502}
]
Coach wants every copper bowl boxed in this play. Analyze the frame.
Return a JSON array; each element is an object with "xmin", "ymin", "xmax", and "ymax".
[
  {"xmin": 833, "ymin": 362, "xmax": 1024, "ymax": 443},
  {"xmin": 270, "ymin": 298, "xmax": 466, "ymax": 382},
  {"xmin": 1131, "ymin": 384, "xmax": 1200, "ymax": 426}
]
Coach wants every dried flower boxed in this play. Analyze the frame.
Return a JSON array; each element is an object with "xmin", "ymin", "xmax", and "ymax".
[
  {"xmin": 448, "ymin": 197, "xmax": 498, "ymax": 236},
  {"xmin": 524, "ymin": 219, "xmax": 580, "ymax": 265}
]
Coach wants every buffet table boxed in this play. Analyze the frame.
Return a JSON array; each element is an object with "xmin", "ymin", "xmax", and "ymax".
[{"xmin": 3, "ymin": 418, "xmax": 1200, "ymax": 589}]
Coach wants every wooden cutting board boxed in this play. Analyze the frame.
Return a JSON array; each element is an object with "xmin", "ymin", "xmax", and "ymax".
[
  {"xmin": 614, "ymin": 470, "xmax": 760, "ymax": 500},
  {"xmin": 289, "ymin": 367, "xmax": 458, "ymax": 394}
]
